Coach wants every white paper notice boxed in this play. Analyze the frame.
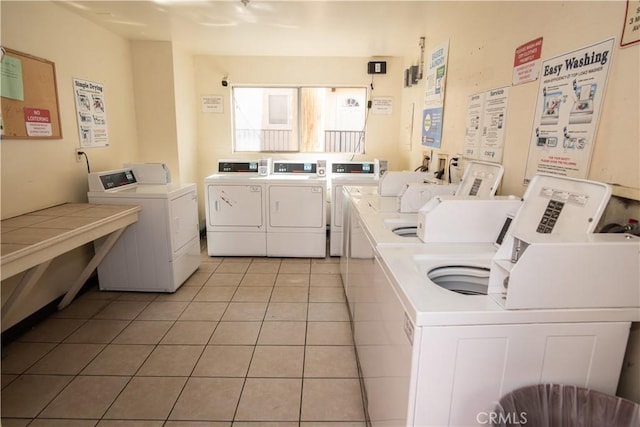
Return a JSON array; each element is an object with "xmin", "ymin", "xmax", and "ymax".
[
  {"xmin": 201, "ymin": 95, "xmax": 224, "ymax": 113},
  {"xmin": 371, "ymin": 97, "xmax": 393, "ymax": 115},
  {"xmin": 463, "ymin": 87, "xmax": 509, "ymax": 163}
]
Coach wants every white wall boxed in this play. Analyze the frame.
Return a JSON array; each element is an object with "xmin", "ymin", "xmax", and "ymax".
[
  {"xmin": 400, "ymin": 1, "xmax": 639, "ymax": 200},
  {"xmin": 1, "ymin": 1, "xmax": 138, "ymax": 329},
  {"xmin": 193, "ymin": 55, "xmax": 405, "ymax": 220},
  {"xmin": 130, "ymin": 41, "xmax": 181, "ymax": 182},
  {"xmin": 1, "ymin": 2, "xmax": 139, "ymax": 218},
  {"xmin": 172, "ymin": 45, "xmax": 199, "ymax": 186}
]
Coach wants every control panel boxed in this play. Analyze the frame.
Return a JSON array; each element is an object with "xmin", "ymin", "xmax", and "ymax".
[
  {"xmin": 88, "ymin": 169, "xmax": 138, "ymax": 192},
  {"xmin": 273, "ymin": 162, "xmax": 317, "ymax": 174},
  {"xmin": 332, "ymin": 162, "xmax": 376, "ymax": 174},
  {"xmin": 218, "ymin": 161, "xmax": 259, "ymax": 173}
]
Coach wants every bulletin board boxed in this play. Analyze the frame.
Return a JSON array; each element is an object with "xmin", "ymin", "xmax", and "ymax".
[{"xmin": 1, "ymin": 47, "xmax": 62, "ymax": 139}]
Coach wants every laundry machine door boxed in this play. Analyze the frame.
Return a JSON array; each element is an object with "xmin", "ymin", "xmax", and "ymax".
[
  {"xmin": 268, "ymin": 185, "xmax": 325, "ymax": 229},
  {"xmin": 207, "ymin": 184, "xmax": 264, "ymax": 228},
  {"xmin": 169, "ymin": 190, "xmax": 199, "ymax": 253}
]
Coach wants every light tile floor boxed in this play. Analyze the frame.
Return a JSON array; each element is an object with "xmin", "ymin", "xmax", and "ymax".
[{"xmin": 1, "ymin": 241, "xmax": 367, "ymax": 426}]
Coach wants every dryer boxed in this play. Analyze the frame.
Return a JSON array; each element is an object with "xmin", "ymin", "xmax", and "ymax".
[
  {"xmin": 87, "ymin": 166, "xmax": 200, "ymax": 293},
  {"xmin": 266, "ymin": 160, "xmax": 327, "ymax": 257},
  {"xmin": 204, "ymin": 159, "xmax": 270, "ymax": 256},
  {"xmin": 328, "ymin": 160, "xmax": 385, "ymax": 256}
]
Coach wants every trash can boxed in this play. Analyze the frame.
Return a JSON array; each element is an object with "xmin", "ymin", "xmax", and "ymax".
[{"xmin": 493, "ymin": 384, "xmax": 640, "ymax": 427}]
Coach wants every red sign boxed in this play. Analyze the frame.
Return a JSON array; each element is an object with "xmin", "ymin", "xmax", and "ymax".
[
  {"xmin": 513, "ymin": 37, "xmax": 544, "ymax": 86},
  {"xmin": 23, "ymin": 108, "xmax": 52, "ymax": 137},
  {"xmin": 514, "ymin": 37, "xmax": 543, "ymax": 66}
]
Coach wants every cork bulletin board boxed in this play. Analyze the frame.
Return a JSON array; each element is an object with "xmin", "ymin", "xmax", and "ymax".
[{"xmin": 1, "ymin": 47, "xmax": 62, "ymax": 139}]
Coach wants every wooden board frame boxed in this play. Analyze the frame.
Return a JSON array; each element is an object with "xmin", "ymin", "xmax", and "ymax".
[{"xmin": 1, "ymin": 47, "xmax": 62, "ymax": 139}]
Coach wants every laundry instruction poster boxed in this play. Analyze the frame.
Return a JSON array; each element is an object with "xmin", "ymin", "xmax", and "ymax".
[
  {"xmin": 463, "ymin": 87, "xmax": 510, "ymax": 163},
  {"xmin": 422, "ymin": 40, "xmax": 449, "ymax": 148},
  {"xmin": 523, "ymin": 38, "xmax": 614, "ymax": 184},
  {"xmin": 73, "ymin": 78, "xmax": 109, "ymax": 147}
]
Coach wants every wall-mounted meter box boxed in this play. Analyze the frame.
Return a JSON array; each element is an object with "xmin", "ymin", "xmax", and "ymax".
[{"xmin": 367, "ymin": 61, "xmax": 387, "ymax": 74}]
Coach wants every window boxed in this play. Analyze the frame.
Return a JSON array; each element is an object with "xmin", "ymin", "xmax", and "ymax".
[{"xmin": 232, "ymin": 86, "xmax": 367, "ymax": 153}]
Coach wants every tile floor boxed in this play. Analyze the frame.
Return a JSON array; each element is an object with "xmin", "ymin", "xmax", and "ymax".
[{"xmin": 1, "ymin": 242, "xmax": 367, "ymax": 426}]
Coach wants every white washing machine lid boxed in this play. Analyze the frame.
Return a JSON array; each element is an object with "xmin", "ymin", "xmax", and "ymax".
[
  {"xmin": 351, "ymin": 193, "xmax": 399, "ymax": 214},
  {"xmin": 205, "ymin": 173, "xmax": 269, "ymax": 184},
  {"xmin": 88, "ymin": 182, "xmax": 196, "ymax": 199},
  {"xmin": 375, "ymin": 245, "xmax": 639, "ymax": 327},
  {"xmin": 360, "ymin": 212, "xmax": 423, "ymax": 246},
  {"xmin": 331, "ymin": 175, "xmax": 378, "ymax": 185}
]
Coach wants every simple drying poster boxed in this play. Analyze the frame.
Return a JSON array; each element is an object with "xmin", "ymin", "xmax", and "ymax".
[
  {"xmin": 523, "ymin": 38, "xmax": 614, "ymax": 184},
  {"xmin": 73, "ymin": 78, "xmax": 109, "ymax": 147}
]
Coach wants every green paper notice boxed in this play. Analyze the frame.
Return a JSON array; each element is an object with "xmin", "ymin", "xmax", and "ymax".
[{"xmin": 1, "ymin": 55, "xmax": 25, "ymax": 101}]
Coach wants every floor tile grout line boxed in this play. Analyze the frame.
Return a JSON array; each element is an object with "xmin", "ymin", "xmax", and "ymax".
[
  {"xmin": 229, "ymin": 258, "xmax": 277, "ymax": 424},
  {"xmin": 95, "ymin": 264, "xmax": 217, "ymax": 423},
  {"xmin": 161, "ymin": 258, "xmax": 226, "ymax": 421},
  {"xmin": 2, "ymin": 248, "xmax": 361, "ymax": 425},
  {"xmin": 95, "ymin": 259, "xmax": 220, "ymax": 423}
]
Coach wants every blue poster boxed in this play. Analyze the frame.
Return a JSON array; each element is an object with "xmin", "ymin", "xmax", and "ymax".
[{"xmin": 421, "ymin": 107, "xmax": 443, "ymax": 148}]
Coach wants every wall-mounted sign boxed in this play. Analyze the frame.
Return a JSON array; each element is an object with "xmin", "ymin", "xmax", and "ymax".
[
  {"xmin": 422, "ymin": 40, "xmax": 449, "ymax": 148},
  {"xmin": 523, "ymin": 38, "xmax": 614, "ymax": 184},
  {"xmin": 622, "ymin": 0, "xmax": 640, "ymax": 47},
  {"xmin": 201, "ymin": 95, "xmax": 224, "ymax": 113},
  {"xmin": 73, "ymin": 78, "xmax": 109, "ymax": 147},
  {"xmin": 24, "ymin": 107, "xmax": 52, "ymax": 137},
  {"xmin": 371, "ymin": 97, "xmax": 393, "ymax": 115},
  {"xmin": 513, "ymin": 37, "xmax": 543, "ymax": 86},
  {"xmin": 463, "ymin": 86, "xmax": 510, "ymax": 163}
]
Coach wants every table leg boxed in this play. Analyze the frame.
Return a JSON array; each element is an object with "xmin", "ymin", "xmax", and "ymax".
[
  {"xmin": 1, "ymin": 259, "xmax": 53, "ymax": 324},
  {"xmin": 58, "ymin": 227, "xmax": 127, "ymax": 310}
]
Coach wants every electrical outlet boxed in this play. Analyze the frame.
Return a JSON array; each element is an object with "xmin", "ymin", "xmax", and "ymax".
[{"xmin": 75, "ymin": 148, "xmax": 84, "ymax": 162}]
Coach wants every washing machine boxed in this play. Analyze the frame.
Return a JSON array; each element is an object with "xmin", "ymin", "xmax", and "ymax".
[
  {"xmin": 354, "ymin": 174, "xmax": 639, "ymax": 426},
  {"xmin": 345, "ymin": 160, "xmax": 506, "ymax": 253},
  {"xmin": 266, "ymin": 160, "xmax": 327, "ymax": 258},
  {"xmin": 328, "ymin": 160, "xmax": 385, "ymax": 256},
  {"xmin": 204, "ymin": 159, "xmax": 271, "ymax": 256},
  {"xmin": 359, "ymin": 160, "xmax": 509, "ymax": 247},
  {"xmin": 341, "ymin": 161, "xmax": 513, "ymax": 309},
  {"xmin": 87, "ymin": 166, "xmax": 200, "ymax": 292}
]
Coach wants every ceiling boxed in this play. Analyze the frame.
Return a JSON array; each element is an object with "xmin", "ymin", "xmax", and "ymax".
[{"xmin": 57, "ymin": 0, "xmax": 430, "ymax": 57}]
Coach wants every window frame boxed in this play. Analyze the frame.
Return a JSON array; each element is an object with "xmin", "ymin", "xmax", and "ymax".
[{"xmin": 231, "ymin": 85, "xmax": 368, "ymax": 154}]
